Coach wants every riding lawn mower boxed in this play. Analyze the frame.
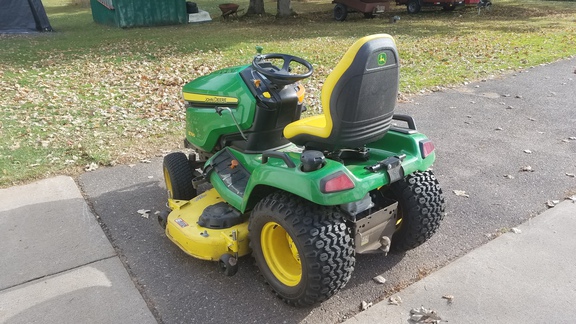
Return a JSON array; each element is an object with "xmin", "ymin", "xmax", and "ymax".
[{"xmin": 158, "ymin": 34, "xmax": 446, "ymax": 306}]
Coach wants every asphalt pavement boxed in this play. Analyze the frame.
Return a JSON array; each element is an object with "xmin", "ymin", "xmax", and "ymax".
[{"xmin": 1, "ymin": 56, "xmax": 575, "ymax": 323}]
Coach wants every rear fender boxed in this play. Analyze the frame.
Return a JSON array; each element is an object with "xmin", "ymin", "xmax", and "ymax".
[{"xmin": 210, "ymin": 129, "xmax": 436, "ymax": 212}]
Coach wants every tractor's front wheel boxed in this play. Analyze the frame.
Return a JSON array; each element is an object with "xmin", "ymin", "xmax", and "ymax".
[
  {"xmin": 163, "ymin": 152, "xmax": 196, "ymax": 200},
  {"xmin": 249, "ymin": 192, "xmax": 355, "ymax": 306},
  {"xmin": 388, "ymin": 170, "xmax": 446, "ymax": 252}
]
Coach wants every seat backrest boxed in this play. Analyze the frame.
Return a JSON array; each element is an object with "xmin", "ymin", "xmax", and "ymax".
[{"xmin": 322, "ymin": 34, "xmax": 399, "ymax": 148}]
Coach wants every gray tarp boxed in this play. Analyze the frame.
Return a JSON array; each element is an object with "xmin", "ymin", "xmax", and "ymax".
[{"xmin": 0, "ymin": 0, "xmax": 53, "ymax": 33}]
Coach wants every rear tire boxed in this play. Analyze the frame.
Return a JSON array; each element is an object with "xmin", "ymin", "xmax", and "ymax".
[
  {"xmin": 334, "ymin": 4, "xmax": 348, "ymax": 21},
  {"xmin": 163, "ymin": 152, "xmax": 196, "ymax": 200},
  {"xmin": 388, "ymin": 170, "xmax": 446, "ymax": 252},
  {"xmin": 249, "ymin": 192, "xmax": 355, "ymax": 306},
  {"xmin": 407, "ymin": 0, "xmax": 421, "ymax": 13}
]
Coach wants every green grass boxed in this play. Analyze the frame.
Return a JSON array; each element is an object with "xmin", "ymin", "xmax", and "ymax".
[{"xmin": 1, "ymin": 0, "xmax": 575, "ymax": 186}]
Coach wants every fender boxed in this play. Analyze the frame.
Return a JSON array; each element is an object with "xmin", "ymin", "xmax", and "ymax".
[{"xmin": 208, "ymin": 129, "xmax": 435, "ymax": 213}]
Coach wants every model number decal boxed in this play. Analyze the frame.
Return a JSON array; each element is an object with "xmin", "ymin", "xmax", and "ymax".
[
  {"xmin": 183, "ymin": 93, "xmax": 239, "ymax": 104},
  {"xmin": 175, "ymin": 218, "xmax": 189, "ymax": 228}
]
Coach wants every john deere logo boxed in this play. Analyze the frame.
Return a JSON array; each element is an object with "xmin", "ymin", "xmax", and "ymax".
[{"xmin": 377, "ymin": 53, "xmax": 387, "ymax": 66}]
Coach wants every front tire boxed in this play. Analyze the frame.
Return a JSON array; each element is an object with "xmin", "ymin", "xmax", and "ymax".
[
  {"xmin": 249, "ymin": 192, "xmax": 355, "ymax": 306},
  {"xmin": 163, "ymin": 152, "xmax": 196, "ymax": 200},
  {"xmin": 388, "ymin": 170, "xmax": 446, "ymax": 252}
]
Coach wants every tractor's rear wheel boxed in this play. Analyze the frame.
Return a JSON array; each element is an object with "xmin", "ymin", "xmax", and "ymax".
[
  {"xmin": 388, "ymin": 170, "xmax": 446, "ymax": 252},
  {"xmin": 163, "ymin": 152, "xmax": 196, "ymax": 200},
  {"xmin": 249, "ymin": 192, "xmax": 355, "ymax": 306}
]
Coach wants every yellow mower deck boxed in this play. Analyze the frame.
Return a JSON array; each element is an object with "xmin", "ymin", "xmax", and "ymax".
[{"xmin": 165, "ymin": 188, "xmax": 250, "ymax": 261}]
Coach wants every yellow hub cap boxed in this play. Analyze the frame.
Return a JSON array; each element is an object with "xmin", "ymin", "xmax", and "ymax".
[
  {"xmin": 163, "ymin": 167, "xmax": 174, "ymax": 199},
  {"xmin": 261, "ymin": 222, "xmax": 302, "ymax": 287}
]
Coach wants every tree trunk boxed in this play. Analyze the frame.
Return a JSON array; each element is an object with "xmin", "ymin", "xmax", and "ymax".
[
  {"xmin": 277, "ymin": 0, "xmax": 294, "ymax": 17},
  {"xmin": 246, "ymin": 0, "xmax": 265, "ymax": 15}
]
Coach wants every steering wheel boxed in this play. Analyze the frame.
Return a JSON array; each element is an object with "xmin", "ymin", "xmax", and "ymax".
[{"xmin": 252, "ymin": 53, "xmax": 313, "ymax": 87}]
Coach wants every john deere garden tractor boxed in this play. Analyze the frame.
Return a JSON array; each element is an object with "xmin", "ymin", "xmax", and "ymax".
[{"xmin": 159, "ymin": 34, "xmax": 446, "ymax": 306}]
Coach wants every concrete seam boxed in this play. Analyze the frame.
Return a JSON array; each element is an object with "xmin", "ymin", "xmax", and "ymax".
[{"xmin": 0, "ymin": 255, "xmax": 118, "ymax": 292}]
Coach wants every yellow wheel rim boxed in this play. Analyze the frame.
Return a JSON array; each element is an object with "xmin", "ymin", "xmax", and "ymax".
[
  {"xmin": 261, "ymin": 222, "xmax": 302, "ymax": 287},
  {"xmin": 395, "ymin": 207, "xmax": 403, "ymax": 229},
  {"xmin": 163, "ymin": 167, "xmax": 174, "ymax": 199}
]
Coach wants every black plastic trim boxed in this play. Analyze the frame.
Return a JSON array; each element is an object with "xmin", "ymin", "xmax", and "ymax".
[{"xmin": 261, "ymin": 150, "xmax": 296, "ymax": 168}]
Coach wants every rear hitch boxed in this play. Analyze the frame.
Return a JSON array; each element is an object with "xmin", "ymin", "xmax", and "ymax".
[{"xmin": 365, "ymin": 154, "xmax": 406, "ymax": 184}]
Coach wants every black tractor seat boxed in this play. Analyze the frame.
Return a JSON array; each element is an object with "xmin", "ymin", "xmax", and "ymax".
[{"xmin": 283, "ymin": 34, "xmax": 400, "ymax": 151}]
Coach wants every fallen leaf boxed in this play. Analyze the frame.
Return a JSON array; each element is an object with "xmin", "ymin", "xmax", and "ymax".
[
  {"xmin": 361, "ymin": 301, "xmax": 372, "ymax": 311},
  {"xmin": 520, "ymin": 166, "xmax": 534, "ymax": 172},
  {"xmin": 495, "ymin": 127, "xmax": 503, "ymax": 131},
  {"xmin": 442, "ymin": 294, "xmax": 454, "ymax": 300},
  {"xmin": 546, "ymin": 200, "xmax": 560, "ymax": 208},
  {"xmin": 453, "ymin": 190, "xmax": 470, "ymax": 198},
  {"xmin": 137, "ymin": 209, "xmax": 151, "ymax": 218},
  {"xmin": 566, "ymin": 173, "xmax": 575, "ymax": 178},
  {"xmin": 140, "ymin": 159, "xmax": 152, "ymax": 163},
  {"xmin": 567, "ymin": 195, "xmax": 576, "ymax": 203},
  {"xmin": 503, "ymin": 174, "xmax": 514, "ymax": 179},
  {"xmin": 569, "ymin": 137, "xmax": 576, "ymax": 140},
  {"xmin": 523, "ymin": 149, "xmax": 532, "ymax": 154},
  {"xmin": 373, "ymin": 275, "xmax": 386, "ymax": 284},
  {"xmin": 510, "ymin": 228, "xmax": 522, "ymax": 234},
  {"xmin": 409, "ymin": 306, "xmax": 442, "ymax": 323},
  {"xmin": 389, "ymin": 295, "xmax": 402, "ymax": 305}
]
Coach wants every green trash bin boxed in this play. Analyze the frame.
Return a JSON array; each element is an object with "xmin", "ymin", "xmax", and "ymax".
[{"xmin": 91, "ymin": 0, "xmax": 187, "ymax": 28}]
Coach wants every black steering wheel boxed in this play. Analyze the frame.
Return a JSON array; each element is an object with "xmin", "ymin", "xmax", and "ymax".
[{"xmin": 252, "ymin": 53, "xmax": 313, "ymax": 87}]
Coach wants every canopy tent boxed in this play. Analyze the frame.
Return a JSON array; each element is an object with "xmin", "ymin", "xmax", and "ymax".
[{"xmin": 0, "ymin": 0, "xmax": 53, "ymax": 33}]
